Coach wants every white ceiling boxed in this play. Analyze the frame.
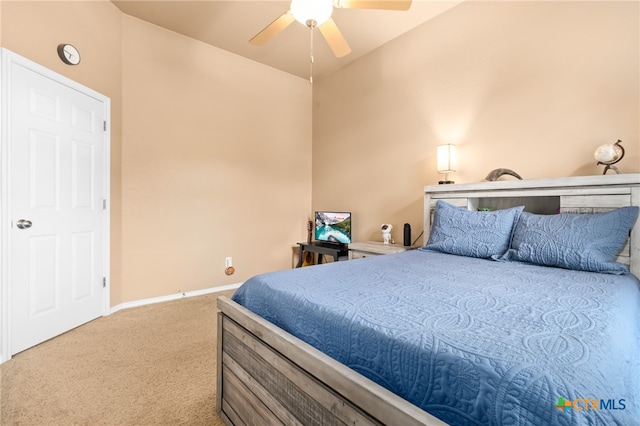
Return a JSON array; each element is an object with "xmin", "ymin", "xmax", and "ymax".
[{"xmin": 112, "ymin": 1, "xmax": 463, "ymax": 80}]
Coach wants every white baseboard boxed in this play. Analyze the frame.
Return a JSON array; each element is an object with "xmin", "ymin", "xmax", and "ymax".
[{"xmin": 108, "ymin": 283, "xmax": 242, "ymax": 315}]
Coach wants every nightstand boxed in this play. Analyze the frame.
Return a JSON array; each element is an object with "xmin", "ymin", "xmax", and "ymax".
[{"xmin": 348, "ymin": 241, "xmax": 411, "ymax": 260}]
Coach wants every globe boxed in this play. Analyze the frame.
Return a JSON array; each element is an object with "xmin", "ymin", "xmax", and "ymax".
[
  {"xmin": 594, "ymin": 139, "xmax": 624, "ymax": 174},
  {"xmin": 594, "ymin": 143, "xmax": 622, "ymax": 164}
]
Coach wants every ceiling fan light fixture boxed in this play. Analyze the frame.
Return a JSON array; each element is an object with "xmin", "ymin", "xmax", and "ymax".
[{"xmin": 290, "ymin": 0, "xmax": 333, "ymax": 26}]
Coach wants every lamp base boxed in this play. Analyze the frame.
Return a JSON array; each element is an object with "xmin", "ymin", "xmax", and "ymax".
[{"xmin": 438, "ymin": 180, "xmax": 455, "ymax": 185}]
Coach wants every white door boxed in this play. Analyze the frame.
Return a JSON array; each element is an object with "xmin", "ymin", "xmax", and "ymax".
[{"xmin": 4, "ymin": 52, "xmax": 109, "ymax": 356}]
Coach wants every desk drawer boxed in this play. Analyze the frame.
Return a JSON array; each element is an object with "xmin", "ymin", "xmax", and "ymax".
[{"xmin": 349, "ymin": 251, "xmax": 378, "ymax": 260}]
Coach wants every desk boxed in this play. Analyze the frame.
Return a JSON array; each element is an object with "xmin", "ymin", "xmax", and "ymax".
[
  {"xmin": 295, "ymin": 241, "xmax": 349, "ymax": 267},
  {"xmin": 348, "ymin": 241, "xmax": 414, "ymax": 260}
]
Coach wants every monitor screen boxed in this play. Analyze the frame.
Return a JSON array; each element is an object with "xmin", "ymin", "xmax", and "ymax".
[{"xmin": 314, "ymin": 211, "xmax": 351, "ymax": 245}]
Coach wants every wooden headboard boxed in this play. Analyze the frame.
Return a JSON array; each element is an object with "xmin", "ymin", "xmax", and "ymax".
[{"xmin": 423, "ymin": 174, "xmax": 640, "ymax": 277}]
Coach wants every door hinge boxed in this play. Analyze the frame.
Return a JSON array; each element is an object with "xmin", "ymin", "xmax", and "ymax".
[
  {"xmin": 103, "ymin": 277, "xmax": 107, "ymax": 288},
  {"xmin": 103, "ymin": 121, "xmax": 107, "ymax": 131},
  {"xmin": 103, "ymin": 199, "xmax": 107, "ymax": 210}
]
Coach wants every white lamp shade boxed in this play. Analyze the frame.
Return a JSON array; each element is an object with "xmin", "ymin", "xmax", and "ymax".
[
  {"xmin": 437, "ymin": 144, "xmax": 457, "ymax": 173},
  {"xmin": 290, "ymin": 0, "xmax": 333, "ymax": 25}
]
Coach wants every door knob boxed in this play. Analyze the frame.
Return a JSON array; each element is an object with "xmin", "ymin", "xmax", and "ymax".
[{"xmin": 16, "ymin": 219, "xmax": 32, "ymax": 229}]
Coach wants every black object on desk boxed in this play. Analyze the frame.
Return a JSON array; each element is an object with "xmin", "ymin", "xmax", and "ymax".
[
  {"xmin": 296, "ymin": 241, "xmax": 349, "ymax": 267},
  {"xmin": 403, "ymin": 223, "xmax": 411, "ymax": 246}
]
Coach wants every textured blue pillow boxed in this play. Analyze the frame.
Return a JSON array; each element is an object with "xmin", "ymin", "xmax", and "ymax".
[
  {"xmin": 423, "ymin": 201, "xmax": 524, "ymax": 258},
  {"xmin": 495, "ymin": 206, "xmax": 639, "ymax": 274}
]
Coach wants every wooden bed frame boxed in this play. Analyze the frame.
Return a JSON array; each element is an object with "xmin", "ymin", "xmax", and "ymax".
[{"xmin": 217, "ymin": 174, "xmax": 640, "ymax": 426}]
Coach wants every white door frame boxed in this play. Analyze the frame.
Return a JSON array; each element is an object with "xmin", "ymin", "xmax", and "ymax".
[{"xmin": 0, "ymin": 48, "xmax": 111, "ymax": 363}]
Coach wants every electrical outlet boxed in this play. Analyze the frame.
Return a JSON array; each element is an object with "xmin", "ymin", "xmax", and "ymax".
[{"xmin": 225, "ymin": 257, "xmax": 232, "ymax": 268}]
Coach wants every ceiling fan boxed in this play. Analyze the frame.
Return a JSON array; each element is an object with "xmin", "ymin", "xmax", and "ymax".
[{"xmin": 249, "ymin": 0, "xmax": 413, "ymax": 59}]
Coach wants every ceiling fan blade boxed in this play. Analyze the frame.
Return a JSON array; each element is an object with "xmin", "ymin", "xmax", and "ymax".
[
  {"xmin": 334, "ymin": 0, "xmax": 412, "ymax": 10},
  {"xmin": 249, "ymin": 11, "xmax": 295, "ymax": 46},
  {"xmin": 318, "ymin": 18, "xmax": 351, "ymax": 58}
]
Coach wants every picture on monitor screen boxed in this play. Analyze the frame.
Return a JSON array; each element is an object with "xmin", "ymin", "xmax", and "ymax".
[{"xmin": 314, "ymin": 211, "xmax": 351, "ymax": 245}]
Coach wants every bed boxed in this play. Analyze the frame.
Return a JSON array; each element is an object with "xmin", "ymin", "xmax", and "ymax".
[{"xmin": 217, "ymin": 174, "xmax": 640, "ymax": 426}]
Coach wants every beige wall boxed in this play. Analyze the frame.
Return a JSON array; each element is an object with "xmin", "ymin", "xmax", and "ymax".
[
  {"xmin": 2, "ymin": 1, "xmax": 312, "ymax": 305},
  {"xmin": 313, "ymin": 1, "xmax": 640, "ymax": 244},
  {"xmin": 2, "ymin": 1, "xmax": 638, "ymax": 303},
  {"xmin": 120, "ymin": 15, "xmax": 311, "ymax": 302}
]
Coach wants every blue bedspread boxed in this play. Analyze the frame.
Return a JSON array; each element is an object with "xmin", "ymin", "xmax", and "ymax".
[{"xmin": 232, "ymin": 250, "xmax": 640, "ymax": 425}]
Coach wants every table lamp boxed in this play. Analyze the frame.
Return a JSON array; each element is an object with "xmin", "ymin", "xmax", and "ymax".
[{"xmin": 437, "ymin": 144, "xmax": 456, "ymax": 184}]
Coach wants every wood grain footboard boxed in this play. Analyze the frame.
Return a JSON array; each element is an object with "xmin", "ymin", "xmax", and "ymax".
[{"xmin": 216, "ymin": 296, "xmax": 447, "ymax": 426}]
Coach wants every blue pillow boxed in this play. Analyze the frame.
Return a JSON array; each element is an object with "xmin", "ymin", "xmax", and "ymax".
[
  {"xmin": 495, "ymin": 206, "xmax": 639, "ymax": 274},
  {"xmin": 423, "ymin": 201, "xmax": 524, "ymax": 258}
]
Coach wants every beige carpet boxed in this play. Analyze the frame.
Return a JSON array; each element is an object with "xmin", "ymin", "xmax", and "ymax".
[{"xmin": 1, "ymin": 290, "xmax": 236, "ymax": 425}]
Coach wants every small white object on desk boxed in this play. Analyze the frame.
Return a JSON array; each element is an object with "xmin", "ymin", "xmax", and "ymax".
[{"xmin": 381, "ymin": 224, "xmax": 393, "ymax": 244}]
